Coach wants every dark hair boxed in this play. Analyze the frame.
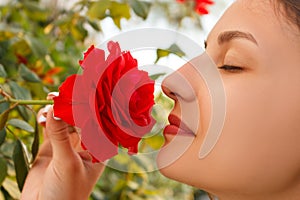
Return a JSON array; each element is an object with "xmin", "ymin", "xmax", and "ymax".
[{"xmin": 276, "ymin": 0, "xmax": 300, "ymax": 31}]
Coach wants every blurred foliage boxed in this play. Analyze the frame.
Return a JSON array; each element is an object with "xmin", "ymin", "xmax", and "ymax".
[{"xmin": 0, "ymin": 0, "xmax": 210, "ymax": 199}]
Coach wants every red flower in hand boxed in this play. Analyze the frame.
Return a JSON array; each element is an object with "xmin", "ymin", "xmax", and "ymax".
[
  {"xmin": 53, "ymin": 41, "xmax": 155, "ymax": 162},
  {"xmin": 176, "ymin": 0, "xmax": 214, "ymax": 15}
]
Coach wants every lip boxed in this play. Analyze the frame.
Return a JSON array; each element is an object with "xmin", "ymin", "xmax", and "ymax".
[{"xmin": 163, "ymin": 114, "xmax": 195, "ymax": 137}]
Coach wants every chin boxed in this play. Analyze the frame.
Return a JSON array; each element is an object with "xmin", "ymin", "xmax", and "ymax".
[
  {"xmin": 156, "ymin": 145, "xmax": 205, "ymax": 189},
  {"xmin": 157, "ymin": 156, "xmax": 212, "ymax": 193},
  {"xmin": 156, "ymin": 144, "xmax": 228, "ymax": 195}
]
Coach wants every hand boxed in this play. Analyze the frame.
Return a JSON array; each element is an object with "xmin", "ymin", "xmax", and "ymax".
[{"xmin": 21, "ymin": 106, "xmax": 105, "ymax": 200}]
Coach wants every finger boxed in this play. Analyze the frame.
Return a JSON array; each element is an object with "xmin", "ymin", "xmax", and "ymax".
[
  {"xmin": 81, "ymin": 152, "xmax": 106, "ymax": 182},
  {"xmin": 37, "ymin": 107, "xmax": 50, "ymax": 140},
  {"xmin": 78, "ymin": 151, "xmax": 93, "ymax": 162},
  {"xmin": 85, "ymin": 162, "xmax": 106, "ymax": 185},
  {"xmin": 37, "ymin": 106, "xmax": 50, "ymax": 126},
  {"xmin": 37, "ymin": 92, "xmax": 58, "ymax": 125},
  {"xmin": 78, "ymin": 151, "xmax": 106, "ymax": 171},
  {"xmin": 45, "ymin": 106, "xmax": 75, "ymax": 161},
  {"xmin": 47, "ymin": 92, "xmax": 59, "ymax": 100},
  {"xmin": 34, "ymin": 139, "xmax": 52, "ymax": 159},
  {"xmin": 68, "ymin": 131, "xmax": 82, "ymax": 151}
]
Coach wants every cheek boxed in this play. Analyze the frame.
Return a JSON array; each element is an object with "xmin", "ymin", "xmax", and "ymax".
[
  {"xmin": 159, "ymin": 76, "xmax": 300, "ymax": 192},
  {"xmin": 206, "ymin": 77, "xmax": 300, "ymax": 191},
  {"xmin": 157, "ymin": 85, "xmax": 215, "ymax": 188}
]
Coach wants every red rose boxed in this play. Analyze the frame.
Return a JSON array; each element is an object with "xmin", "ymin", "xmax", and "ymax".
[
  {"xmin": 53, "ymin": 41, "xmax": 155, "ymax": 162},
  {"xmin": 176, "ymin": 0, "xmax": 214, "ymax": 15},
  {"xmin": 194, "ymin": 0, "xmax": 214, "ymax": 15}
]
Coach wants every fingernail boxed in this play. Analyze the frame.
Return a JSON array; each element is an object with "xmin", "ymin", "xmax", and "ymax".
[
  {"xmin": 103, "ymin": 160, "xmax": 109, "ymax": 165},
  {"xmin": 38, "ymin": 115, "xmax": 47, "ymax": 123},
  {"xmin": 52, "ymin": 112, "xmax": 61, "ymax": 121},
  {"xmin": 43, "ymin": 105, "xmax": 52, "ymax": 114},
  {"xmin": 48, "ymin": 92, "xmax": 59, "ymax": 97}
]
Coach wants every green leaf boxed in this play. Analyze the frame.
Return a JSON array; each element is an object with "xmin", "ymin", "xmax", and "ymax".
[
  {"xmin": 87, "ymin": 19, "xmax": 101, "ymax": 31},
  {"xmin": 23, "ymin": 1, "xmax": 46, "ymax": 13},
  {"xmin": 8, "ymin": 81, "xmax": 31, "ymax": 100},
  {"xmin": 8, "ymin": 81, "xmax": 32, "ymax": 121},
  {"xmin": 155, "ymin": 49, "xmax": 170, "ymax": 63},
  {"xmin": 23, "ymin": 1, "xmax": 48, "ymax": 22},
  {"xmin": 110, "ymin": 2, "xmax": 131, "ymax": 29},
  {"xmin": 0, "ymin": 95, "xmax": 9, "ymax": 114},
  {"xmin": 27, "ymin": 82, "xmax": 47, "ymax": 99},
  {"xmin": 155, "ymin": 43, "xmax": 185, "ymax": 63},
  {"xmin": 110, "ymin": 2, "xmax": 131, "ymax": 19},
  {"xmin": 0, "ymin": 157, "xmax": 7, "ymax": 185},
  {"xmin": 87, "ymin": 0, "xmax": 110, "ymax": 20},
  {"xmin": 0, "ymin": 129, "xmax": 6, "ymax": 146},
  {"xmin": 150, "ymin": 73, "xmax": 166, "ymax": 80},
  {"xmin": 0, "ymin": 30, "xmax": 15, "ymax": 41},
  {"xmin": 142, "ymin": 134, "xmax": 164, "ymax": 150},
  {"xmin": 129, "ymin": 0, "xmax": 151, "ymax": 20},
  {"xmin": 31, "ymin": 121, "xmax": 39, "ymax": 162},
  {"xmin": 0, "ymin": 64, "xmax": 7, "ymax": 78},
  {"xmin": 0, "ymin": 109, "xmax": 10, "ymax": 130},
  {"xmin": 24, "ymin": 35, "xmax": 47, "ymax": 58},
  {"xmin": 19, "ymin": 64, "xmax": 41, "ymax": 83},
  {"xmin": 0, "ymin": 142, "xmax": 14, "ymax": 158},
  {"xmin": 8, "ymin": 119, "xmax": 34, "ymax": 133},
  {"xmin": 70, "ymin": 23, "xmax": 88, "ymax": 42},
  {"xmin": 168, "ymin": 44, "xmax": 185, "ymax": 57},
  {"xmin": 54, "ymin": 15, "xmax": 72, "ymax": 26},
  {"xmin": 13, "ymin": 139, "xmax": 29, "ymax": 191},
  {"xmin": 11, "ymin": 39, "xmax": 31, "ymax": 56},
  {"xmin": 18, "ymin": 104, "xmax": 30, "ymax": 121}
]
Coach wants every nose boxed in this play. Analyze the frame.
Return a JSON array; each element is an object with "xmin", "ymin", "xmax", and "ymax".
[
  {"xmin": 161, "ymin": 53, "xmax": 227, "ymax": 159},
  {"xmin": 161, "ymin": 57, "xmax": 206, "ymax": 134},
  {"xmin": 161, "ymin": 61, "xmax": 202, "ymax": 102}
]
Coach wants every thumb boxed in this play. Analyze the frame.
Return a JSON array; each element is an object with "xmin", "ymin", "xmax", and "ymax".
[{"xmin": 45, "ymin": 106, "xmax": 74, "ymax": 161}]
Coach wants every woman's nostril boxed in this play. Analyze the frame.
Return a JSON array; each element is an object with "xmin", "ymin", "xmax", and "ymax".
[
  {"xmin": 169, "ymin": 91, "xmax": 179, "ymax": 100},
  {"xmin": 161, "ymin": 85, "xmax": 174, "ymax": 99}
]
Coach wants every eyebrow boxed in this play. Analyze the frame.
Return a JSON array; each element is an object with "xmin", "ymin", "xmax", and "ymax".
[{"xmin": 217, "ymin": 30, "xmax": 258, "ymax": 46}]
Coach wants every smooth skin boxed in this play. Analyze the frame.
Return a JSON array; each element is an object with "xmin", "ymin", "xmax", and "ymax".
[
  {"xmin": 22, "ymin": 0, "xmax": 300, "ymax": 199},
  {"xmin": 159, "ymin": 0, "xmax": 300, "ymax": 199},
  {"xmin": 21, "ymin": 107, "xmax": 104, "ymax": 200}
]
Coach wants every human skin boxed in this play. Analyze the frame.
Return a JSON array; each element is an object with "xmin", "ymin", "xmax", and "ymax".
[
  {"xmin": 21, "ymin": 107, "xmax": 104, "ymax": 200},
  {"xmin": 158, "ymin": 0, "xmax": 300, "ymax": 199},
  {"xmin": 21, "ymin": 0, "xmax": 300, "ymax": 199}
]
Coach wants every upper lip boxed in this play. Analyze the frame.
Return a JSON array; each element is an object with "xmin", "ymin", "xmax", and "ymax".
[{"xmin": 168, "ymin": 114, "xmax": 195, "ymax": 135}]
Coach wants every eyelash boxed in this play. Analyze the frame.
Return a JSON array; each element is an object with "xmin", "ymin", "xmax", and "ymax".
[{"xmin": 218, "ymin": 65, "xmax": 243, "ymax": 72}]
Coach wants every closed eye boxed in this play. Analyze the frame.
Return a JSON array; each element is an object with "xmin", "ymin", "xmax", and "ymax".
[{"xmin": 218, "ymin": 65, "xmax": 243, "ymax": 73}]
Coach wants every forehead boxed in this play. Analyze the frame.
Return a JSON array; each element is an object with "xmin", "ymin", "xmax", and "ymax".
[
  {"xmin": 207, "ymin": 0, "xmax": 275, "ymax": 40},
  {"xmin": 206, "ymin": 0, "xmax": 299, "ymax": 51}
]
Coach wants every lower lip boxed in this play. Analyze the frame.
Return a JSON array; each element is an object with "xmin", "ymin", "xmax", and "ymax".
[{"xmin": 163, "ymin": 125, "xmax": 194, "ymax": 137}]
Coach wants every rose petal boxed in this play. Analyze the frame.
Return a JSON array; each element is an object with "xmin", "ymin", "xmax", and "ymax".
[
  {"xmin": 54, "ymin": 41, "xmax": 156, "ymax": 161},
  {"xmin": 79, "ymin": 45, "xmax": 95, "ymax": 67},
  {"xmin": 53, "ymin": 75, "xmax": 77, "ymax": 125},
  {"xmin": 81, "ymin": 119, "xmax": 118, "ymax": 162}
]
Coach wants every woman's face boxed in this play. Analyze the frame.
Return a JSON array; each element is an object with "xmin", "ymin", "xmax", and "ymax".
[{"xmin": 157, "ymin": 0, "xmax": 300, "ymax": 198}]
